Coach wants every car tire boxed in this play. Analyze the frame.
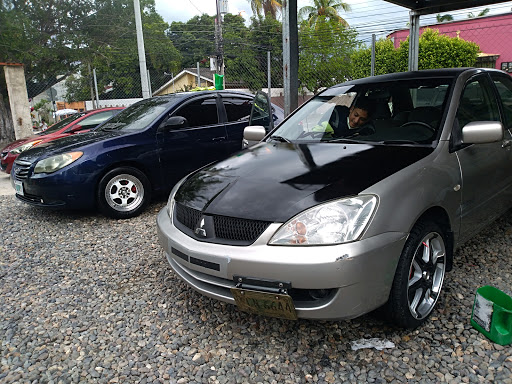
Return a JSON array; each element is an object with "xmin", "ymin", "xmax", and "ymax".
[
  {"xmin": 97, "ymin": 167, "xmax": 151, "ymax": 219},
  {"xmin": 384, "ymin": 219, "xmax": 447, "ymax": 328}
]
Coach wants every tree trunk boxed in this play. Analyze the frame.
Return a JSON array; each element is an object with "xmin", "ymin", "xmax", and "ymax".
[{"xmin": 0, "ymin": 91, "xmax": 15, "ymax": 144}]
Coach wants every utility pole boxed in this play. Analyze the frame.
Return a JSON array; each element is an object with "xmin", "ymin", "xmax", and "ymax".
[
  {"xmin": 134, "ymin": 0, "xmax": 150, "ymax": 98},
  {"xmin": 215, "ymin": 0, "xmax": 224, "ymax": 79},
  {"xmin": 282, "ymin": 0, "xmax": 298, "ymax": 116}
]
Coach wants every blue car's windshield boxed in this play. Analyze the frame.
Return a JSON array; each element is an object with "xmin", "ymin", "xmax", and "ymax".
[{"xmin": 100, "ymin": 98, "xmax": 174, "ymax": 132}]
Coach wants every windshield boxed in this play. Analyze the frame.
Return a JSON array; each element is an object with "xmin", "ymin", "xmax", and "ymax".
[
  {"xmin": 272, "ymin": 78, "xmax": 453, "ymax": 145},
  {"xmin": 100, "ymin": 97, "xmax": 174, "ymax": 132},
  {"xmin": 41, "ymin": 113, "xmax": 85, "ymax": 134}
]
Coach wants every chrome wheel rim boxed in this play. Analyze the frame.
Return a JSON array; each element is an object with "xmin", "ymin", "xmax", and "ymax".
[
  {"xmin": 407, "ymin": 231, "xmax": 446, "ymax": 320},
  {"xmin": 105, "ymin": 173, "xmax": 144, "ymax": 212}
]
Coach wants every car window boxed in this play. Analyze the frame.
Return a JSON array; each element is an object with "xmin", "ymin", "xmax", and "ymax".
[
  {"xmin": 101, "ymin": 98, "xmax": 174, "ymax": 132},
  {"xmin": 272, "ymin": 78, "xmax": 452, "ymax": 145},
  {"xmin": 42, "ymin": 113, "xmax": 85, "ymax": 134},
  {"xmin": 490, "ymin": 74, "xmax": 512, "ymax": 130},
  {"xmin": 456, "ymin": 76, "xmax": 500, "ymax": 129},
  {"xmin": 249, "ymin": 91, "xmax": 273, "ymax": 130},
  {"xmin": 66, "ymin": 111, "xmax": 115, "ymax": 132},
  {"xmin": 223, "ymin": 96, "xmax": 253, "ymax": 122},
  {"xmin": 173, "ymin": 97, "xmax": 218, "ymax": 128}
]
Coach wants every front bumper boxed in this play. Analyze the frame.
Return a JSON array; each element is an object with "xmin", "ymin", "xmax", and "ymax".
[
  {"xmin": 11, "ymin": 165, "xmax": 96, "ymax": 210},
  {"xmin": 157, "ymin": 207, "xmax": 408, "ymax": 320}
]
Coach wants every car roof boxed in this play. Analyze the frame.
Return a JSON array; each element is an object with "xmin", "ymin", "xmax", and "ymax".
[
  {"xmin": 155, "ymin": 90, "xmax": 254, "ymax": 102},
  {"xmin": 333, "ymin": 67, "xmax": 504, "ymax": 89}
]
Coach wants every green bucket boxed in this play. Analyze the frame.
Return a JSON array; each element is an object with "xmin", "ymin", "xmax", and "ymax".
[
  {"xmin": 214, "ymin": 74, "xmax": 224, "ymax": 90},
  {"xmin": 471, "ymin": 285, "xmax": 512, "ymax": 346}
]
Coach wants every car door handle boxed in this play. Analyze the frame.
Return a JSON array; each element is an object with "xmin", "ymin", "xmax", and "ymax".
[
  {"xmin": 502, "ymin": 140, "xmax": 511, "ymax": 148},
  {"xmin": 212, "ymin": 137, "xmax": 226, "ymax": 141}
]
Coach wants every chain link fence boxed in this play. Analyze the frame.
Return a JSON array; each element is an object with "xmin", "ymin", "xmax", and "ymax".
[{"xmin": 15, "ymin": 11, "xmax": 512, "ymax": 132}]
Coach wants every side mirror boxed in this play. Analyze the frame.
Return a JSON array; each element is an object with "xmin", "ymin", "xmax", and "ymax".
[
  {"xmin": 242, "ymin": 125, "xmax": 267, "ymax": 149},
  {"xmin": 462, "ymin": 121, "xmax": 504, "ymax": 144},
  {"xmin": 163, "ymin": 116, "xmax": 188, "ymax": 130}
]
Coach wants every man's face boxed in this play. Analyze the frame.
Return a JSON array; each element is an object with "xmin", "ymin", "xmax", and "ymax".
[{"xmin": 348, "ymin": 107, "xmax": 369, "ymax": 128}]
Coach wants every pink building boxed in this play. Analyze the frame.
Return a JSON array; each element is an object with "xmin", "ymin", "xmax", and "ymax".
[{"xmin": 388, "ymin": 12, "xmax": 512, "ymax": 73}]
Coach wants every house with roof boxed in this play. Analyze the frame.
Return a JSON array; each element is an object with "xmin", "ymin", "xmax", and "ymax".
[
  {"xmin": 387, "ymin": 12, "xmax": 512, "ymax": 72},
  {"xmin": 153, "ymin": 68, "xmax": 216, "ymax": 96}
]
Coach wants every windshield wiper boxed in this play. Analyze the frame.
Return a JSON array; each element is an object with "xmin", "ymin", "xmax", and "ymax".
[
  {"xmin": 379, "ymin": 140, "xmax": 421, "ymax": 145},
  {"xmin": 101, "ymin": 122, "xmax": 125, "ymax": 131},
  {"xmin": 325, "ymin": 138, "xmax": 361, "ymax": 144},
  {"xmin": 269, "ymin": 135, "xmax": 292, "ymax": 143}
]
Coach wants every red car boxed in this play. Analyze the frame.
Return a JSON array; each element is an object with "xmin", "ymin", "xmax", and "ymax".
[{"xmin": 1, "ymin": 107, "xmax": 123, "ymax": 174}]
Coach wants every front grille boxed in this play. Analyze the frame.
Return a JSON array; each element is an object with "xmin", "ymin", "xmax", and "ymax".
[
  {"xmin": 175, "ymin": 202, "xmax": 271, "ymax": 245},
  {"xmin": 13, "ymin": 160, "xmax": 31, "ymax": 180},
  {"xmin": 213, "ymin": 215, "xmax": 270, "ymax": 242},
  {"xmin": 175, "ymin": 203, "xmax": 202, "ymax": 230}
]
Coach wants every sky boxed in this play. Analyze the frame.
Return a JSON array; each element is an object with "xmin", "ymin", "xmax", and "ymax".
[{"xmin": 154, "ymin": 0, "xmax": 512, "ymax": 42}]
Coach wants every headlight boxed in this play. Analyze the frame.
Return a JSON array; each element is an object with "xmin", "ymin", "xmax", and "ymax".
[
  {"xmin": 34, "ymin": 152, "xmax": 83, "ymax": 174},
  {"xmin": 9, "ymin": 140, "xmax": 43, "ymax": 155},
  {"xmin": 167, "ymin": 175, "xmax": 189, "ymax": 218},
  {"xmin": 269, "ymin": 195, "xmax": 377, "ymax": 245}
]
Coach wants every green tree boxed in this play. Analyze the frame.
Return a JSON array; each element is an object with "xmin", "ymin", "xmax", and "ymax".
[
  {"xmin": 225, "ymin": 15, "xmax": 283, "ymax": 91},
  {"xmin": 398, "ymin": 29, "xmax": 480, "ymax": 71},
  {"xmin": 65, "ymin": 0, "xmax": 181, "ymax": 101},
  {"xmin": 168, "ymin": 14, "xmax": 216, "ymax": 69},
  {"xmin": 350, "ymin": 29, "xmax": 480, "ymax": 79},
  {"xmin": 248, "ymin": 0, "xmax": 282, "ymax": 19},
  {"xmin": 1, "ymin": 0, "xmax": 94, "ymax": 140},
  {"xmin": 298, "ymin": 0, "xmax": 351, "ymax": 28},
  {"xmin": 468, "ymin": 8, "xmax": 490, "ymax": 18},
  {"xmin": 350, "ymin": 38, "xmax": 397, "ymax": 79},
  {"xmin": 299, "ymin": 19, "xmax": 357, "ymax": 93},
  {"xmin": 436, "ymin": 14, "xmax": 454, "ymax": 22}
]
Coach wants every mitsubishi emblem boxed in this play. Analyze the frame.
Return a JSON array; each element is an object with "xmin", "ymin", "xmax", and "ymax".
[{"xmin": 194, "ymin": 217, "xmax": 207, "ymax": 237}]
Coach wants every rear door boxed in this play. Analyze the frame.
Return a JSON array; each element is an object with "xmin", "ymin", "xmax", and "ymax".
[
  {"xmin": 157, "ymin": 94, "xmax": 229, "ymax": 187},
  {"xmin": 456, "ymin": 73, "xmax": 512, "ymax": 240}
]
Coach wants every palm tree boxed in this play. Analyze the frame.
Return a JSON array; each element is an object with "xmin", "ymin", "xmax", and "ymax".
[
  {"xmin": 468, "ymin": 8, "xmax": 490, "ymax": 18},
  {"xmin": 436, "ymin": 14, "xmax": 454, "ymax": 22},
  {"xmin": 248, "ymin": 0, "xmax": 282, "ymax": 19},
  {"xmin": 298, "ymin": 0, "xmax": 352, "ymax": 28}
]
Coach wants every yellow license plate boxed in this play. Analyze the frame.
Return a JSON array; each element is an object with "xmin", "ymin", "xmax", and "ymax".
[{"xmin": 230, "ymin": 287, "xmax": 297, "ymax": 320}]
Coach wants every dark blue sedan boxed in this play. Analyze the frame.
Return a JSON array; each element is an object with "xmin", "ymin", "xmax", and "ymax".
[{"xmin": 11, "ymin": 91, "xmax": 283, "ymax": 218}]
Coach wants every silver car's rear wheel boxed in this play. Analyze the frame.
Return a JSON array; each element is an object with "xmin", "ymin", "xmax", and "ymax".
[
  {"xmin": 407, "ymin": 232, "xmax": 446, "ymax": 320},
  {"xmin": 384, "ymin": 219, "xmax": 448, "ymax": 328}
]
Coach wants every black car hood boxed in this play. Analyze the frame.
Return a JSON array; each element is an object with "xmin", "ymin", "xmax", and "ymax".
[
  {"xmin": 17, "ymin": 131, "xmax": 120, "ymax": 163},
  {"xmin": 176, "ymin": 142, "xmax": 434, "ymax": 222}
]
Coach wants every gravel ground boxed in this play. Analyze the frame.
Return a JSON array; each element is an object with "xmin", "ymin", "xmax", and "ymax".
[{"xmin": 1, "ymin": 195, "xmax": 512, "ymax": 384}]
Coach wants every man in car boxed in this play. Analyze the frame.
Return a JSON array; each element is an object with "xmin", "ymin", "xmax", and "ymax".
[{"xmin": 331, "ymin": 97, "xmax": 376, "ymax": 137}]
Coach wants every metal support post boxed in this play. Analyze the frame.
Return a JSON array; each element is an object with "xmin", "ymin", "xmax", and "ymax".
[
  {"xmin": 408, "ymin": 10, "xmax": 420, "ymax": 71},
  {"xmin": 134, "ymin": 0, "xmax": 150, "ymax": 98},
  {"xmin": 282, "ymin": 0, "xmax": 298, "ymax": 116}
]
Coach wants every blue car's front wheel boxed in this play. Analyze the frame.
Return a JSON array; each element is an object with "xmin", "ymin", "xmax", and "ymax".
[{"xmin": 97, "ymin": 166, "xmax": 151, "ymax": 219}]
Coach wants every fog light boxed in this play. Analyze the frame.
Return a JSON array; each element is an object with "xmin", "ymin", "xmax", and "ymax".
[{"xmin": 308, "ymin": 289, "xmax": 332, "ymax": 300}]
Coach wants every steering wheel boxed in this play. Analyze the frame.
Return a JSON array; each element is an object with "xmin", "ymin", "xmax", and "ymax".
[{"xmin": 400, "ymin": 121, "xmax": 435, "ymax": 134}]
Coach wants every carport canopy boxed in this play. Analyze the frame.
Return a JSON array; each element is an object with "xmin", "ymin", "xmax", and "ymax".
[{"xmin": 281, "ymin": 0, "xmax": 510, "ymax": 115}]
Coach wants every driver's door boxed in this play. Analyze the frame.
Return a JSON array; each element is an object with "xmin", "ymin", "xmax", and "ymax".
[
  {"xmin": 157, "ymin": 95, "xmax": 229, "ymax": 188},
  {"xmin": 455, "ymin": 74, "xmax": 512, "ymax": 241}
]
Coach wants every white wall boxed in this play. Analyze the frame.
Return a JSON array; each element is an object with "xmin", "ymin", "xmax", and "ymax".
[{"xmin": 85, "ymin": 98, "xmax": 142, "ymax": 110}]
